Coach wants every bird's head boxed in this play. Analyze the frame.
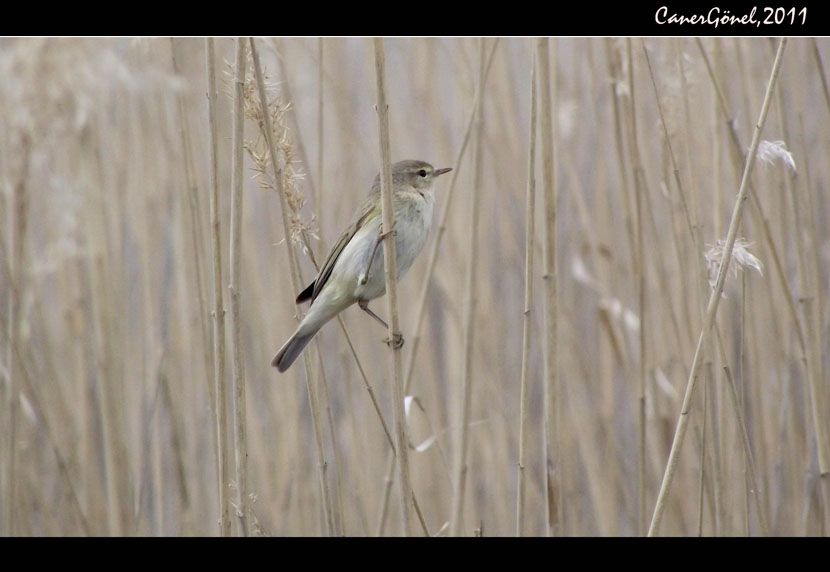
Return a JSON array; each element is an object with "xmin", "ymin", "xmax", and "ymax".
[{"xmin": 374, "ymin": 159, "xmax": 452, "ymax": 192}]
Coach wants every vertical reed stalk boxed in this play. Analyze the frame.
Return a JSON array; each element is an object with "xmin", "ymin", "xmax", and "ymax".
[
  {"xmin": 228, "ymin": 37, "xmax": 250, "ymax": 537},
  {"xmin": 696, "ymin": 375, "xmax": 709, "ymax": 535},
  {"xmin": 811, "ymin": 39, "xmax": 830, "ymax": 116},
  {"xmin": 718, "ymin": 356, "xmax": 770, "ymax": 535},
  {"xmin": 797, "ymin": 112, "xmax": 830, "ymax": 533},
  {"xmin": 372, "ymin": 37, "xmax": 413, "ymax": 537},
  {"xmin": 623, "ymin": 38, "xmax": 648, "ymax": 536},
  {"xmin": 317, "ymin": 37, "xmax": 325, "ymax": 252},
  {"xmin": 4, "ymin": 137, "xmax": 31, "ymax": 537},
  {"xmin": 537, "ymin": 37, "xmax": 561, "ymax": 537},
  {"xmin": 205, "ymin": 37, "xmax": 231, "ymax": 537},
  {"xmin": 170, "ymin": 39, "xmax": 213, "ymax": 410},
  {"xmin": 674, "ymin": 38, "xmax": 704, "ymax": 338},
  {"xmin": 375, "ymin": 42, "xmax": 498, "ymax": 536},
  {"xmin": 774, "ymin": 85, "xmax": 830, "ymax": 534},
  {"xmin": 515, "ymin": 45, "xmax": 537, "ymax": 536},
  {"xmin": 449, "ymin": 38, "xmax": 487, "ymax": 538}
]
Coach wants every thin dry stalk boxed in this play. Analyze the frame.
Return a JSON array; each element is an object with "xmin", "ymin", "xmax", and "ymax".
[
  {"xmin": 401, "ymin": 39, "xmax": 499, "ymax": 393},
  {"xmin": 713, "ymin": 320, "xmax": 770, "ymax": 535},
  {"xmin": 4, "ymin": 137, "xmax": 30, "ymax": 536},
  {"xmin": 317, "ymin": 37, "xmax": 325, "ymax": 252},
  {"xmin": 718, "ymin": 353, "xmax": 770, "ymax": 535},
  {"xmin": 642, "ymin": 41, "xmax": 706, "ymax": 304},
  {"xmin": 774, "ymin": 80, "xmax": 830, "ymax": 534},
  {"xmin": 674, "ymin": 38, "xmax": 705, "ymax": 337},
  {"xmin": 170, "ymin": 39, "xmax": 213, "ymax": 412},
  {"xmin": 372, "ymin": 37, "xmax": 413, "ymax": 537},
  {"xmin": 315, "ymin": 352, "xmax": 346, "ymax": 536},
  {"xmin": 515, "ymin": 45, "xmax": 537, "ymax": 537},
  {"xmin": 801, "ymin": 294, "xmax": 830, "ymax": 534},
  {"xmin": 537, "ymin": 37, "xmax": 561, "ymax": 537},
  {"xmin": 796, "ymin": 113, "xmax": 830, "ymax": 533},
  {"xmin": 604, "ymin": 39, "xmax": 638, "ymax": 282},
  {"xmin": 374, "ymin": 41, "xmax": 500, "ymax": 539},
  {"xmin": 228, "ymin": 37, "xmax": 250, "ymax": 537},
  {"xmin": 308, "ymin": 37, "xmax": 344, "ymax": 535},
  {"xmin": 449, "ymin": 38, "xmax": 487, "ymax": 538},
  {"xmin": 88, "ymin": 248, "xmax": 124, "ymax": 536},
  {"xmin": 648, "ymin": 38, "xmax": 788, "ymax": 537},
  {"xmin": 740, "ymin": 275, "xmax": 750, "ymax": 536},
  {"xmin": 205, "ymin": 37, "xmax": 231, "ymax": 537},
  {"xmin": 0, "ymin": 315, "xmax": 91, "ymax": 534},
  {"xmin": 247, "ymin": 37, "xmax": 336, "ymax": 536},
  {"xmin": 696, "ymin": 375, "xmax": 709, "ymax": 535},
  {"xmin": 623, "ymin": 38, "xmax": 648, "ymax": 536},
  {"xmin": 811, "ymin": 38, "xmax": 830, "ymax": 115}
]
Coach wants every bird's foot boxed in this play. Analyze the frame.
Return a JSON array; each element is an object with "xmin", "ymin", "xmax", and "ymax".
[{"xmin": 384, "ymin": 332, "xmax": 404, "ymax": 350}]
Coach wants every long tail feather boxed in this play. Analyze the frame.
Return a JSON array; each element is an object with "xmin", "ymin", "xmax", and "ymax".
[{"xmin": 271, "ymin": 329, "xmax": 317, "ymax": 372}]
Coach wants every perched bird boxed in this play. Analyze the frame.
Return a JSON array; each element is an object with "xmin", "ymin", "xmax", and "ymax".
[{"xmin": 272, "ymin": 159, "xmax": 452, "ymax": 372}]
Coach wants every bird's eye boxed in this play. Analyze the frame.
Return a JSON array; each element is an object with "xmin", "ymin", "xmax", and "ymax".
[{"xmin": 418, "ymin": 169, "xmax": 427, "ymax": 178}]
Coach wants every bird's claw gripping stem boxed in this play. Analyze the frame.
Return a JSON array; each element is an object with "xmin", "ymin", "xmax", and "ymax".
[{"xmin": 384, "ymin": 332, "xmax": 404, "ymax": 350}]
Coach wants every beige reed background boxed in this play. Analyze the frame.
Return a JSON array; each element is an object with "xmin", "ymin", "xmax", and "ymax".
[{"xmin": 0, "ymin": 37, "xmax": 828, "ymax": 536}]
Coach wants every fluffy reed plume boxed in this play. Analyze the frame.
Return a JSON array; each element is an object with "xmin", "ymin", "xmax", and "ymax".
[
  {"xmin": 704, "ymin": 238, "xmax": 763, "ymax": 293},
  {"xmin": 234, "ymin": 50, "xmax": 317, "ymax": 250},
  {"xmin": 756, "ymin": 140, "xmax": 797, "ymax": 172}
]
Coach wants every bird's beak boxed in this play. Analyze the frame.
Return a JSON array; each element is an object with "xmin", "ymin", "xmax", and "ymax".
[{"xmin": 434, "ymin": 167, "xmax": 453, "ymax": 177}]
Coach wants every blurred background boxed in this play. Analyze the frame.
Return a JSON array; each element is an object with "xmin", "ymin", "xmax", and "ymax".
[{"xmin": 0, "ymin": 37, "xmax": 828, "ymax": 536}]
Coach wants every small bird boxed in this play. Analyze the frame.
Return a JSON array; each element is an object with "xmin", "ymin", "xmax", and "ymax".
[{"xmin": 272, "ymin": 159, "xmax": 452, "ymax": 372}]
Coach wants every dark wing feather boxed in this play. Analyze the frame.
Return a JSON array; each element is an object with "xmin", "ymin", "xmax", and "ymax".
[
  {"xmin": 299, "ymin": 195, "xmax": 379, "ymax": 305},
  {"xmin": 295, "ymin": 281, "xmax": 315, "ymax": 304}
]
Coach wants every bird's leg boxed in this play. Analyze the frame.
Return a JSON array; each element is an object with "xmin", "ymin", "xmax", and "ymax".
[
  {"xmin": 357, "ymin": 300, "xmax": 404, "ymax": 349},
  {"xmin": 358, "ymin": 228, "xmax": 395, "ymax": 286},
  {"xmin": 358, "ymin": 299, "xmax": 389, "ymax": 329}
]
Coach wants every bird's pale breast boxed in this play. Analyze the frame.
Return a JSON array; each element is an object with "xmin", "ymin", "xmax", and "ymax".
[{"xmin": 331, "ymin": 188, "xmax": 434, "ymax": 303}]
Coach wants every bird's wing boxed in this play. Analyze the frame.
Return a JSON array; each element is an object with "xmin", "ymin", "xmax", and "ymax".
[{"xmin": 296, "ymin": 193, "xmax": 380, "ymax": 305}]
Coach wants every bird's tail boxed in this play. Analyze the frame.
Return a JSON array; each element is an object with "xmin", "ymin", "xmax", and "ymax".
[
  {"xmin": 271, "ymin": 325, "xmax": 319, "ymax": 372},
  {"xmin": 273, "ymin": 287, "xmax": 350, "ymax": 372}
]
